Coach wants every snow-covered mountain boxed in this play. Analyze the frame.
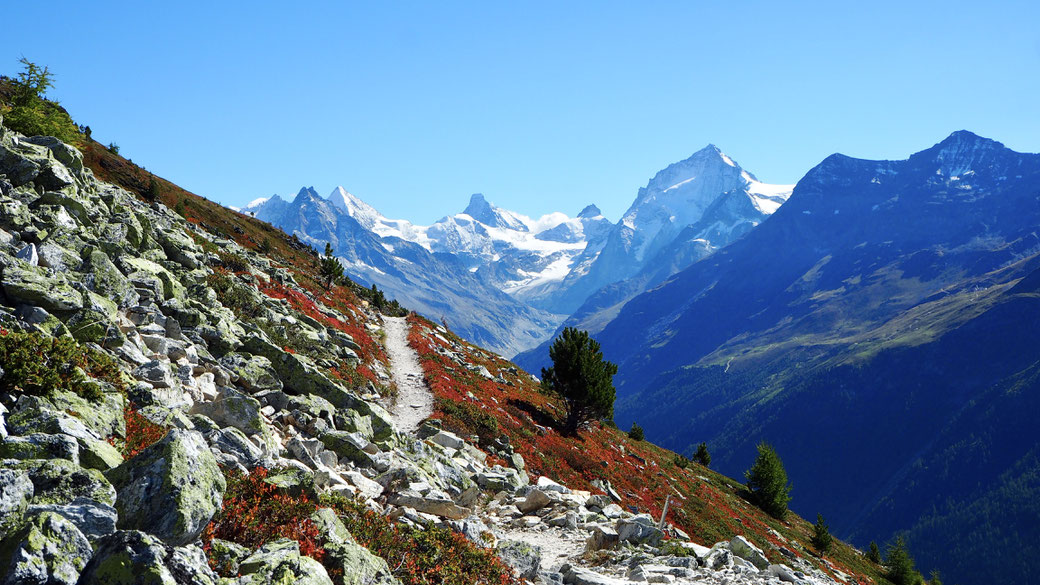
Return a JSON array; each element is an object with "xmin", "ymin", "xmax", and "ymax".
[{"xmin": 244, "ymin": 145, "xmax": 790, "ymax": 357}]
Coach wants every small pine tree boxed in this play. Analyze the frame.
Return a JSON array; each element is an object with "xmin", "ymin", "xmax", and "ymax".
[
  {"xmin": 744, "ymin": 442, "xmax": 792, "ymax": 519},
  {"xmin": 867, "ymin": 541, "xmax": 881, "ymax": 563},
  {"xmin": 628, "ymin": 422, "xmax": 644, "ymax": 441},
  {"xmin": 107, "ymin": 142, "xmax": 120, "ymax": 154},
  {"xmin": 540, "ymin": 327, "xmax": 618, "ymax": 435},
  {"xmin": 145, "ymin": 177, "xmax": 161, "ymax": 201},
  {"xmin": 885, "ymin": 535, "xmax": 920, "ymax": 585},
  {"xmin": 319, "ymin": 242, "xmax": 344, "ymax": 290},
  {"xmin": 256, "ymin": 238, "xmax": 272, "ymax": 253},
  {"xmin": 811, "ymin": 513, "xmax": 833, "ymax": 553},
  {"xmin": 694, "ymin": 442, "xmax": 711, "ymax": 467}
]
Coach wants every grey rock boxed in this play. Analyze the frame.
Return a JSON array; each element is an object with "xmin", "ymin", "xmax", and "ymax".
[
  {"xmin": 238, "ymin": 538, "xmax": 333, "ymax": 585},
  {"xmin": 730, "ymin": 535, "xmax": 769, "ymax": 570},
  {"xmin": 191, "ymin": 386, "xmax": 275, "ymax": 451},
  {"xmin": 563, "ymin": 565, "xmax": 628, "ymax": 585},
  {"xmin": 0, "ymin": 511, "xmax": 92, "ymax": 585},
  {"xmin": 321, "ymin": 430, "xmax": 375, "ymax": 466},
  {"xmin": 133, "ymin": 360, "xmax": 175, "ymax": 389},
  {"xmin": 497, "ymin": 539, "xmax": 542, "ymax": 580},
  {"xmin": 518, "ymin": 488, "xmax": 553, "ymax": 514},
  {"xmin": 26, "ymin": 496, "xmax": 118, "ymax": 543},
  {"xmin": 310, "ymin": 508, "xmax": 401, "ymax": 585},
  {"xmin": 0, "ymin": 433, "xmax": 80, "ymax": 464},
  {"xmin": 218, "ymin": 352, "xmax": 282, "ymax": 392},
  {"xmin": 13, "ymin": 458, "xmax": 116, "ymax": 506},
  {"xmin": 1, "ymin": 262, "xmax": 82, "ymax": 312},
  {"xmin": 585, "ymin": 525, "xmax": 619, "ymax": 552},
  {"xmin": 77, "ymin": 530, "xmax": 220, "ymax": 585},
  {"xmin": 616, "ymin": 514, "xmax": 664, "ymax": 547},
  {"xmin": 0, "ymin": 468, "xmax": 33, "ymax": 539},
  {"xmin": 391, "ymin": 491, "xmax": 472, "ymax": 520},
  {"xmin": 105, "ymin": 429, "xmax": 226, "ymax": 546},
  {"xmin": 207, "ymin": 426, "xmax": 265, "ymax": 467},
  {"xmin": 15, "ymin": 242, "xmax": 37, "ymax": 265}
]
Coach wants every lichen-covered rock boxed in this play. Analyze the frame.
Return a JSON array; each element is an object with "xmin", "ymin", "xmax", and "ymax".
[
  {"xmin": 616, "ymin": 514, "xmax": 664, "ymax": 547},
  {"xmin": 0, "ymin": 433, "xmax": 80, "ymax": 464},
  {"xmin": 0, "ymin": 511, "xmax": 93, "ymax": 585},
  {"xmin": 0, "ymin": 468, "xmax": 33, "ymax": 539},
  {"xmin": 242, "ymin": 335, "xmax": 368, "ymax": 410},
  {"xmin": 76, "ymin": 530, "xmax": 219, "ymax": 585},
  {"xmin": 729, "ymin": 535, "xmax": 769, "ymax": 570},
  {"xmin": 310, "ymin": 508, "xmax": 400, "ymax": 585},
  {"xmin": 13, "ymin": 458, "xmax": 116, "ymax": 506},
  {"xmin": 26, "ymin": 496, "xmax": 118, "ymax": 543},
  {"xmin": 320, "ymin": 430, "xmax": 374, "ymax": 466},
  {"xmin": 81, "ymin": 247, "xmax": 139, "ymax": 308},
  {"xmin": 218, "ymin": 352, "xmax": 282, "ymax": 392},
  {"xmin": 190, "ymin": 386, "xmax": 276, "ymax": 452},
  {"xmin": 1, "ymin": 261, "xmax": 83, "ymax": 312},
  {"xmin": 497, "ymin": 539, "xmax": 542, "ymax": 581},
  {"xmin": 105, "ymin": 429, "xmax": 225, "ymax": 546},
  {"xmin": 205, "ymin": 538, "xmax": 250, "ymax": 576},
  {"xmin": 237, "ymin": 538, "xmax": 333, "ymax": 585}
]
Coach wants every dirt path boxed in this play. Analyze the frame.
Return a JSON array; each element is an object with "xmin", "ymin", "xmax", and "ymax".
[{"xmin": 382, "ymin": 316, "xmax": 434, "ymax": 434}]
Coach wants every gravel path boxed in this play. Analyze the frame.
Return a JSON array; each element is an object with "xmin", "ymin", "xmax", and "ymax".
[
  {"xmin": 496, "ymin": 525, "xmax": 586, "ymax": 571},
  {"xmin": 382, "ymin": 316, "xmax": 434, "ymax": 434}
]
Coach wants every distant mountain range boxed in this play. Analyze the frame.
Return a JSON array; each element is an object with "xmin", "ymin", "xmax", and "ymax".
[{"xmin": 241, "ymin": 146, "xmax": 791, "ymax": 357}]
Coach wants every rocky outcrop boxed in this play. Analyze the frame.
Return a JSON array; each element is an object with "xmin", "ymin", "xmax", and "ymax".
[{"xmin": 105, "ymin": 429, "xmax": 225, "ymax": 546}]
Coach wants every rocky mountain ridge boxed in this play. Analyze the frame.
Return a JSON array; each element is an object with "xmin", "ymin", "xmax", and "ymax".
[
  {"xmin": 0, "ymin": 118, "xmax": 874, "ymax": 584},
  {"xmin": 245, "ymin": 148, "xmax": 790, "ymax": 360}
]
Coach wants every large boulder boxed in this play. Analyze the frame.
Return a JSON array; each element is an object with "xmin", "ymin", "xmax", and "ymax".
[
  {"xmin": 497, "ymin": 540, "xmax": 542, "ymax": 581},
  {"xmin": 310, "ymin": 508, "xmax": 400, "ymax": 585},
  {"xmin": 237, "ymin": 538, "xmax": 333, "ymax": 585},
  {"xmin": 729, "ymin": 535, "xmax": 770, "ymax": 570},
  {"xmin": 105, "ymin": 429, "xmax": 225, "ymax": 546},
  {"xmin": 13, "ymin": 458, "xmax": 116, "ymax": 506},
  {"xmin": 76, "ymin": 530, "xmax": 220, "ymax": 585},
  {"xmin": 0, "ymin": 511, "xmax": 93, "ymax": 585},
  {"xmin": 190, "ymin": 386, "xmax": 276, "ymax": 452},
  {"xmin": 616, "ymin": 514, "xmax": 664, "ymax": 546},
  {"xmin": 26, "ymin": 496, "xmax": 118, "ymax": 543},
  {"xmin": 81, "ymin": 248, "xmax": 138, "ymax": 308},
  {"xmin": 218, "ymin": 352, "xmax": 282, "ymax": 392},
  {"xmin": 1, "ymin": 261, "xmax": 83, "ymax": 312},
  {"xmin": 320, "ymin": 430, "xmax": 375, "ymax": 466}
]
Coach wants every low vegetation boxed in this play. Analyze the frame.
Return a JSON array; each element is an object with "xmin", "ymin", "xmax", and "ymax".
[{"xmin": 0, "ymin": 328, "xmax": 123, "ymax": 400}]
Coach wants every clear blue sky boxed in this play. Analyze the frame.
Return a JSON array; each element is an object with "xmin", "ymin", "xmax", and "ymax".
[{"xmin": 3, "ymin": 1, "xmax": 1038, "ymax": 224}]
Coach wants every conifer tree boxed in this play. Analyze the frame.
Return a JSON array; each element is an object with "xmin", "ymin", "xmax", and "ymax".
[
  {"xmin": 540, "ymin": 327, "xmax": 617, "ymax": 435},
  {"xmin": 319, "ymin": 242, "xmax": 344, "ymax": 289},
  {"xmin": 811, "ymin": 513, "xmax": 833, "ymax": 553},
  {"xmin": 694, "ymin": 442, "xmax": 711, "ymax": 467},
  {"xmin": 744, "ymin": 442, "xmax": 792, "ymax": 519},
  {"xmin": 867, "ymin": 541, "xmax": 881, "ymax": 563},
  {"xmin": 628, "ymin": 422, "xmax": 644, "ymax": 441},
  {"xmin": 885, "ymin": 535, "xmax": 921, "ymax": 585}
]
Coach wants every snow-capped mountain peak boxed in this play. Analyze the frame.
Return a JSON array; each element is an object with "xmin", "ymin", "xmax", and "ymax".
[
  {"xmin": 327, "ymin": 186, "xmax": 385, "ymax": 231},
  {"xmin": 462, "ymin": 193, "xmax": 530, "ymax": 232}
]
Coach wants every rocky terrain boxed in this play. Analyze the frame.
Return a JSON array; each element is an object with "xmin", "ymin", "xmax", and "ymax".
[{"xmin": 0, "ymin": 118, "xmax": 861, "ymax": 584}]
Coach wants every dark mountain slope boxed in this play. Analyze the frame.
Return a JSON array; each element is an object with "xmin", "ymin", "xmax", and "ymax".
[{"xmin": 594, "ymin": 131, "xmax": 1040, "ymax": 585}]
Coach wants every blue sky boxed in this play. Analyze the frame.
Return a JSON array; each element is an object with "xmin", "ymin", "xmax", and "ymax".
[{"xmin": 3, "ymin": 1, "xmax": 1038, "ymax": 224}]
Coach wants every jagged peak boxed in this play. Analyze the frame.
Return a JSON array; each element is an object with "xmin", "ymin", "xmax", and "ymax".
[
  {"xmin": 462, "ymin": 193, "xmax": 493, "ymax": 219},
  {"xmin": 293, "ymin": 186, "xmax": 321, "ymax": 202},
  {"xmin": 577, "ymin": 204, "xmax": 602, "ymax": 219}
]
